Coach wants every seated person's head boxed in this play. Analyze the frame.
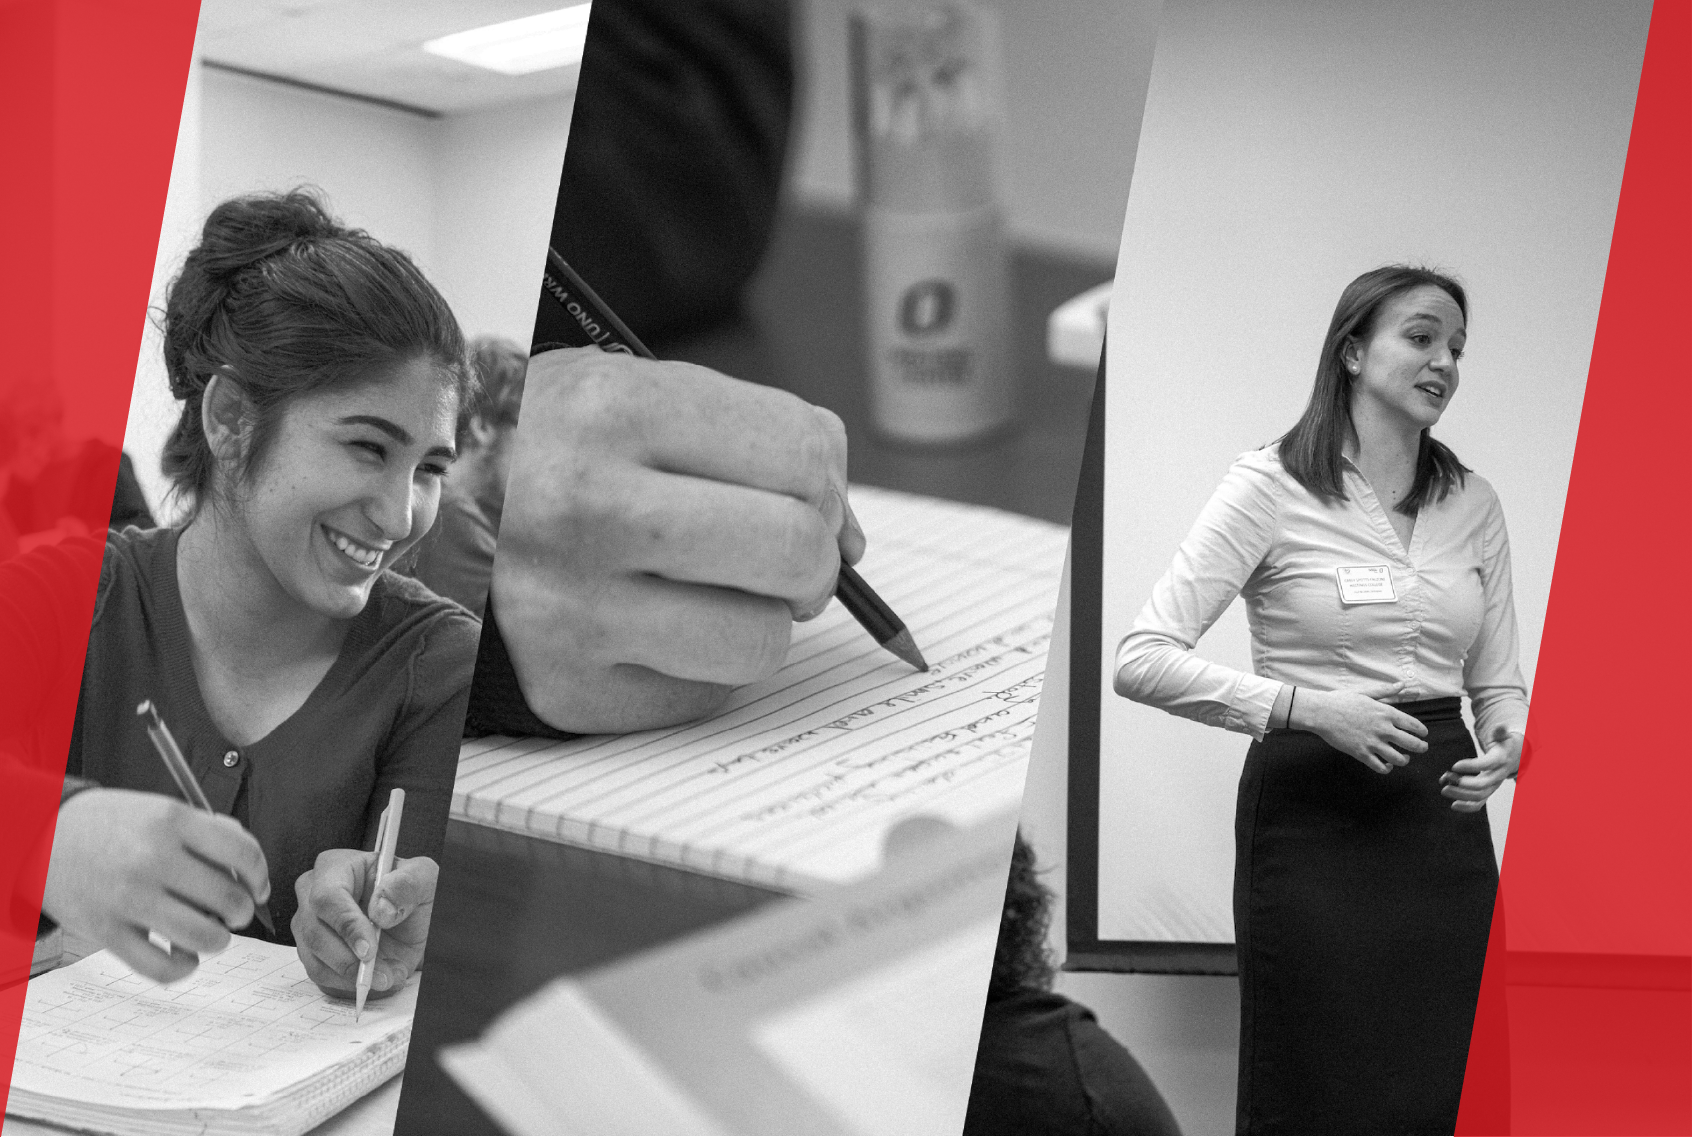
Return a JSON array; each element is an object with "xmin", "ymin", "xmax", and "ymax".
[
  {"xmin": 161, "ymin": 189, "xmax": 475, "ymax": 619},
  {"xmin": 990, "ymin": 832, "xmax": 1056, "ymax": 1001},
  {"xmin": 455, "ymin": 337, "xmax": 528, "ymax": 502},
  {"xmin": 0, "ymin": 380, "xmax": 65, "ymax": 483}
]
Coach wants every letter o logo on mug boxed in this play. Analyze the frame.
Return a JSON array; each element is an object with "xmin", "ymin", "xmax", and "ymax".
[{"xmin": 898, "ymin": 279, "xmax": 956, "ymax": 336}]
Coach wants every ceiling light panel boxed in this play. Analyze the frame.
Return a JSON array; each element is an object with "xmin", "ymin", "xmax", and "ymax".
[{"xmin": 423, "ymin": 4, "xmax": 591, "ymax": 75}]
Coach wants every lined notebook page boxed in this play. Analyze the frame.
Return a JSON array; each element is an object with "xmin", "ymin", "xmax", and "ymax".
[
  {"xmin": 9, "ymin": 935, "xmax": 413, "ymax": 1135},
  {"xmin": 453, "ymin": 487, "xmax": 1068, "ymax": 891}
]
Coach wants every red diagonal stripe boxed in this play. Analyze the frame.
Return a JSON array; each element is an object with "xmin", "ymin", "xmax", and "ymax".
[
  {"xmin": 1457, "ymin": 1, "xmax": 1692, "ymax": 1131},
  {"xmin": 0, "ymin": 0, "xmax": 201, "ymax": 1112}
]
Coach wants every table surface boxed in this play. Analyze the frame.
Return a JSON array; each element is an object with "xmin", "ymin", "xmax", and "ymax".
[{"xmin": 392, "ymin": 207, "xmax": 1107, "ymax": 1135}]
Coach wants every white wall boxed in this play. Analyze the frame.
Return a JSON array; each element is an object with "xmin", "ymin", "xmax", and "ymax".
[
  {"xmin": 790, "ymin": 0, "xmax": 1160, "ymax": 264},
  {"xmin": 200, "ymin": 69, "xmax": 439, "ymax": 264},
  {"xmin": 124, "ymin": 48, "xmax": 203, "ymax": 525},
  {"xmin": 124, "ymin": 67, "xmax": 572, "ymax": 519},
  {"xmin": 430, "ymin": 97, "xmax": 573, "ymax": 346}
]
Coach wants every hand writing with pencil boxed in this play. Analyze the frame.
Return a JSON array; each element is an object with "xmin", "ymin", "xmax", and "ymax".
[
  {"xmin": 291, "ymin": 848, "xmax": 437, "ymax": 1000},
  {"xmin": 490, "ymin": 347, "xmax": 867, "ymax": 734},
  {"xmin": 41, "ymin": 789, "xmax": 271, "ymax": 984}
]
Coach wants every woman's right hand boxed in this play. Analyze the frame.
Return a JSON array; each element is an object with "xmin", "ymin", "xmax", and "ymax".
[
  {"xmin": 292, "ymin": 850, "xmax": 437, "ymax": 999},
  {"xmin": 41, "ymin": 788, "xmax": 271, "ymax": 983},
  {"xmin": 1288, "ymin": 689, "xmax": 1429, "ymax": 774}
]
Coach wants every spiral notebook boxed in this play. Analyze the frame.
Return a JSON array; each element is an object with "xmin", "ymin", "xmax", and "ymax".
[
  {"xmin": 7, "ymin": 936, "xmax": 414, "ymax": 1136},
  {"xmin": 451, "ymin": 486, "xmax": 1068, "ymax": 892}
]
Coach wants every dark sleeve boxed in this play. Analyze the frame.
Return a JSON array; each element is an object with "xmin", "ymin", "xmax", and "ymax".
[
  {"xmin": 1066, "ymin": 1010, "xmax": 1183, "ymax": 1136},
  {"xmin": 108, "ymin": 452, "xmax": 157, "ymax": 530},
  {"xmin": 0, "ymin": 538, "xmax": 109, "ymax": 941},
  {"xmin": 539, "ymin": 0, "xmax": 793, "ymax": 347},
  {"xmin": 462, "ymin": 592, "xmax": 577, "ymax": 741},
  {"xmin": 374, "ymin": 609, "xmax": 481, "ymax": 862},
  {"xmin": 0, "ymin": 535, "xmax": 109, "ymax": 769}
]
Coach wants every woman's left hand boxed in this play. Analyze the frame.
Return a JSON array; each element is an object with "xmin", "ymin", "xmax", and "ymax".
[
  {"xmin": 1439, "ymin": 730, "xmax": 1522, "ymax": 812},
  {"xmin": 291, "ymin": 849, "xmax": 437, "ymax": 1000}
]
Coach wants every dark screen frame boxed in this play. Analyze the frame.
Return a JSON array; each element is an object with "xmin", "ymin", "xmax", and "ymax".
[{"xmin": 1062, "ymin": 342, "xmax": 1238, "ymax": 976}]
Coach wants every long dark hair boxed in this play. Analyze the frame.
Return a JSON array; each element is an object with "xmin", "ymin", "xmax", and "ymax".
[
  {"xmin": 160, "ymin": 189, "xmax": 473, "ymax": 509},
  {"xmin": 988, "ymin": 831, "xmax": 1057, "ymax": 1001},
  {"xmin": 1279, "ymin": 265, "xmax": 1471, "ymax": 515}
]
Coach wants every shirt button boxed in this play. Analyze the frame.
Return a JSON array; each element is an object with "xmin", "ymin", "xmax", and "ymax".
[{"xmin": 223, "ymin": 750, "xmax": 240, "ymax": 768}]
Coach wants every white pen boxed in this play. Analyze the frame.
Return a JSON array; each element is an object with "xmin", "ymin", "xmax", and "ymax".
[{"xmin": 355, "ymin": 787, "xmax": 404, "ymax": 1021}]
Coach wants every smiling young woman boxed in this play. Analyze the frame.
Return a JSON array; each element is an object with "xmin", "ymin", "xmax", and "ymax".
[
  {"xmin": 1114, "ymin": 266, "xmax": 1529, "ymax": 1133},
  {"xmin": 35, "ymin": 191, "xmax": 481, "ymax": 1001}
]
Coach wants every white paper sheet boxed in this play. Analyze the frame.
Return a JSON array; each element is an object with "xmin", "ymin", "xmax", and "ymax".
[{"xmin": 454, "ymin": 487, "xmax": 1067, "ymax": 889}]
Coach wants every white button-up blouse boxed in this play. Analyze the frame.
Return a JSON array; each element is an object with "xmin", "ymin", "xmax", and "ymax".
[{"xmin": 1114, "ymin": 444, "xmax": 1530, "ymax": 744}]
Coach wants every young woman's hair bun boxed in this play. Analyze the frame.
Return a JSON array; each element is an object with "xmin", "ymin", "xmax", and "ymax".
[
  {"xmin": 159, "ymin": 189, "xmax": 471, "ymax": 508},
  {"xmin": 193, "ymin": 190, "xmax": 342, "ymax": 287}
]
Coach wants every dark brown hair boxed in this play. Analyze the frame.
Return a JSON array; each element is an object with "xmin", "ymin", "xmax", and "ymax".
[
  {"xmin": 160, "ymin": 189, "xmax": 472, "ymax": 507},
  {"xmin": 1279, "ymin": 265, "xmax": 1471, "ymax": 515},
  {"xmin": 988, "ymin": 831, "xmax": 1057, "ymax": 1001}
]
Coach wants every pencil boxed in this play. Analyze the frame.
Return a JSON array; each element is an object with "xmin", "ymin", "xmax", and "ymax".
[
  {"xmin": 541, "ymin": 247, "xmax": 928, "ymax": 672},
  {"xmin": 135, "ymin": 700, "xmax": 276, "ymax": 937},
  {"xmin": 355, "ymin": 787, "xmax": 404, "ymax": 1022}
]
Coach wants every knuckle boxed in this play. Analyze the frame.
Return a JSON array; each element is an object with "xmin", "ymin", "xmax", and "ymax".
[
  {"xmin": 210, "ymin": 876, "xmax": 247, "ymax": 920},
  {"xmin": 793, "ymin": 419, "xmax": 839, "ymax": 500},
  {"xmin": 406, "ymin": 857, "xmax": 439, "ymax": 890},
  {"xmin": 771, "ymin": 502, "xmax": 835, "ymax": 594},
  {"xmin": 143, "ymin": 801, "xmax": 186, "ymax": 845},
  {"xmin": 550, "ymin": 581, "xmax": 624, "ymax": 664},
  {"xmin": 618, "ymin": 490, "xmax": 674, "ymax": 558},
  {"xmin": 741, "ymin": 601, "xmax": 794, "ymax": 679},
  {"xmin": 812, "ymin": 405, "xmax": 849, "ymax": 454},
  {"xmin": 193, "ymin": 921, "xmax": 232, "ymax": 954},
  {"xmin": 548, "ymin": 466, "xmax": 634, "ymax": 566},
  {"xmin": 561, "ymin": 357, "xmax": 647, "ymax": 440}
]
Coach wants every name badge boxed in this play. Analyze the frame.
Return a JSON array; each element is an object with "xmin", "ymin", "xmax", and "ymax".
[{"xmin": 1335, "ymin": 565, "xmax": 1397, "ymax": 604}]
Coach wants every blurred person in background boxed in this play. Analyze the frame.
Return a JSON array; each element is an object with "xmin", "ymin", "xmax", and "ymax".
[
  {"xmin": 0, "ymin": 383, "xmax": 153, "ymax": 560},
  {"xmin": 408, "ymin": 337, "xmax": 528, "ymax": 614},
  {"xmin": 965, "ymin": 833, "xmax": 1181, "ymax": 1135}
]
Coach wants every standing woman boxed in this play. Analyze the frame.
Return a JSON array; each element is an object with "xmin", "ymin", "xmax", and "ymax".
[
  {"xmin": 1115, "ymin": 267, "xmax": 1527, "ymax": 1134},
  {"xmin": 39, "ymin": 191, "xmax": 480, "ymax": 1001}
]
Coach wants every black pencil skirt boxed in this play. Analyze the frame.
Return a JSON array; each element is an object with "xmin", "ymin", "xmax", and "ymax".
[{"xmin": 1233, "ymin": 697, "xmax": 1498, "ymax": 1135}]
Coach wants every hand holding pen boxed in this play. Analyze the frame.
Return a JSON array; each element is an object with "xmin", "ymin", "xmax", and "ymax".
[
  {"xmin": 138, "ymin": 701, "xmax": 276, "ymax": 936},
  {"xmin": 483, "ymin": 253, "xmax": 927, "ymax": 735},
  {"xmin": 290, "ymin": 791, "xmax": 437, "ymax": 1004},
  {"xmin": 36, "ymin": 706, "xmax": 272, "ymax": 984},
  {"xmin": 541, "ymin": 250, "xmax": 926, "ymax": 674}
]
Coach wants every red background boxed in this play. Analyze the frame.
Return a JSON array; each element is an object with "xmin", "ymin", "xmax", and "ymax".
[
  {"xmin": 1456, "ymin": 1, "xmax": 1691, "ymax": 1131},
  {"xmin": 0, "ymin": 0, "xmax": 202, "ymax": 1103}
]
